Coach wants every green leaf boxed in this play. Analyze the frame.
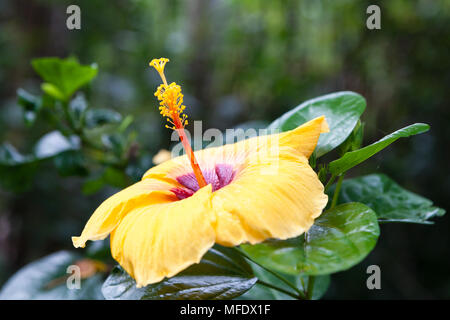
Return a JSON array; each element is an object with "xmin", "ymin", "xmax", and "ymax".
[
  {"xmin": 0, "ymin": 143, "xmax": 29, "ymax": 165},
  {"xmin": 1, "ymin": 132, "xmax": 79, "ymax": 165},
  {"xmin": 0, "ymin": 144, "xmax": 37, "ymax": 191},
  {"xmin": 0, "ymin": 132, "xmax": 80, "ymax": 191},
  {"xmin": 85, "ymin": 108, "xmax": 122, "ymax": 129},
  {"xmin": 31, "ymin": 57, "xmax": 98, "ymax": 100},
  {"xmin": 33, "ymin": 131, "xmax": 80, "ymax": 159},
  {"xmin": 82, "ymin": 177, "xmax": 106, "ymax": 195},
  {"xmin": 101, "ymin": 134, "xmax": 125, "ymax": 157},
  {"xmin": 238, "ymin": 264, "xmax": 330, "ymax": 300},
  {"xmin": 329, "ymin": 123, "xmax": 430, "ymax": 175},
  {"xmin": 53, "ymin": 150, "xmax": 88, "ymax": 177},
  {"xmin": 339, "ymin": 120, "xmax": 364, "ymax": 154},
  {"xmin": 102, "ymin": 246, "xmax": 257, "ymax": 300},
  {"xmin": 0, "ymin": 251, "xmax": 104, "ymax": 300},
  {"xmin": 102, "ymin": 166, "xmax": 129, "ymax": 188},
  {"xmin": 329, "ymin": 174, "xmax": 445, "ymax": 224},
  {"xmin": 301, "ymin": 275, "xmax": 330, "ymax": 300},
  {"xmin": 69, "ymin": 94, "xmax": 88, "ymax": 129},
  {"xmin": 118, "ymin": 115, "xmax": 134, "ymax": 133},
  {"xmin": 17, "ymin": 88, "xmax": 42, "ymax": 126},
  {"xmin": 237, "ymin": 265, "xmax": 289, "ymax": 300},
  {"xmin": 241, "ymin": 203, "xmax": 380, "ymax": 276},
  {"xmin": 268, "ymin": 91, "xmax": 366, "ymax": 157},
  {"xmin": 41, "ymin": 83, "xmax": 66, "ymax": 101},
  {"xmin": 82, "ymin": 167, "xmax": 129, "ymax": 195}
]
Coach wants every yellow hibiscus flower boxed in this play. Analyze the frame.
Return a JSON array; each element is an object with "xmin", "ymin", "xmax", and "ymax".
[{"xmin": 72, "ymin": 58, "xmax": 329, "ymax": 288}]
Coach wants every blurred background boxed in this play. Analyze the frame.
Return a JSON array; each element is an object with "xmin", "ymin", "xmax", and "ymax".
[{"xmin": 0, "ymin": 0, "xmax": 449, "ymax": 299}]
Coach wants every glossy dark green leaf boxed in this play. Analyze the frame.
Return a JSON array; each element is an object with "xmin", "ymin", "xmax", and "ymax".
[
  {"xmin": 31, "ymin": 57, "xmax": 98, "ymax": 100},
  {"xmin": 238, "ymin": 264, "xmax": 330, "ymax": 300},
  {"xmin": 268, "ymin": 91, "xmax": 366, "ymax": 157},
  {"xmin": 241, "ymin": 203, "xmax": 380, "ymax": 276},
  {"xmin": 339, "ymin": 120, "xmax": 364, "ymax": 154},
  {"xmin": 0, "ymin": 251, "xmax": 104, "ymax": 300},
  {"xmin": 300, "ymin": 275, "xmax": 330, "ymax": 300},
  {"xmin": 85, "ymin": 109, "xmax": 122, "ymax": 128},
  {"xmin": 329, "ymin": 123, "xmax": 430, "ymax": 175},
  {"xmin": 329, "ymin": 174, "xmax": 445, "ymax": 224},
  {"xmin": 102, "ymin": 246, "xmax": 257, "ymax": 300}
]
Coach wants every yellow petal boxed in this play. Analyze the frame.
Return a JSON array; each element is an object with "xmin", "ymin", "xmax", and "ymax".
[
  {"xmin": 72, "ymin": 179, "xmax": 176, "ymax": 248},
  {"xmin": 141, "ymin": 116, "xmax": 328, "ymax": 246},
  {"xmin": 110, "ymin": 185, "xmax": 215, "ymax": 287},
  {"xmin": 74, "ymin": 116, "xmax": 328, "ymax": 286},
  {"xmin": 142, "ymin": 116, "xmax": 328, "ymax": 182},
  {"xmin": 212, "ymin": 151, "xmax": 328, "ymax": 246},
  {"xmin": 278, "ymin": 115, "xmax": 329, "ymax": 158},
  {"xmin": 211, "ymin": 117, "xmax": 328, "ymax": 245},
  {"xmin": 152, "ymin": 149, "xmax": 172, "ymax": 165}
]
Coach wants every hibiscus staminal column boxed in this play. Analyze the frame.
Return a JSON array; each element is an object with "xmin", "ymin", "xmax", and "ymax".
[{"xmin": 149, "ymin": 58, "xmax": 207, "ymax": 188}]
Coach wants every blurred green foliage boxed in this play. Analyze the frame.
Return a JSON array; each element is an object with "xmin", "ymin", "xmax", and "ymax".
[
  {"xmin": 0, "ymin": 0, "xmax": 449, "ymax": 298},
  {"xmin": 1, "ymin": 57, "xmax": 136, "ymax": 193}
]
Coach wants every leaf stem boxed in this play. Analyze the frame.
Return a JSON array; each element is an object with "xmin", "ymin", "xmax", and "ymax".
[
  {"xmin": 300, "ymin": 276, "xmax": 307, "ymax": 296},
  {"xmin": 324, "ymin": 174, "xmax": 336, "ymax": 193},
  {"xmin": 233, "ymin": 247, "xmax": 306, "ymax": 299},
  {"xmin": 306, "ymin": 275, "xmax": 316, "ymax": 300},
  {"xmin": 62, "ymin": 101, "xmax": 76, "ymax": 132},
  {"xmin": 257, "ymin": 280, "xmax": 302, "ymax": 300},
  {"xmin": 330, "ymin": 174, "xmax": 344, "ymax": 209}
]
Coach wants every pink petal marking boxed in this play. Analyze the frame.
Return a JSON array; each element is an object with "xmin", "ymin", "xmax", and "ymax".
[{"xmin": 171, "ymin": 164, "xmax": 235, "ymax": 200}]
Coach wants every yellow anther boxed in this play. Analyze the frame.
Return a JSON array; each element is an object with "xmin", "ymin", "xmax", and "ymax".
[
  {"xmin": 150, "ymin": 58, "xmax": 169, "ymax": 86},
  {"xmin": 149, "ymin": 58, "xmax": 189, "ymax": 129},
  {"xmin": 153, "ymin": 80, "xmax": 188, "ymax": 128},
  {"xmin": 149, "ymin": 58, "xmax": 169, "ymax": 75}
]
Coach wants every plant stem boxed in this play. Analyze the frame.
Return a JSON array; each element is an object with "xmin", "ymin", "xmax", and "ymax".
[
  {"xmin": 330, "ymin": 174, "xmax": 344, "ymax": 209},
  {"xmin": 306, "ymin": 275, "xmax": 316, "ymax": 300},
  {"xmin": 324, "ymin": 174, "xmax": 336, "ymax": 192},
  {"xmin": 300, "ymin": 276, "xmax": 307, "ymax": 296},
  {"xmin": 257, "ymin": 280, "xmax": 301, "ymax": 300},
  {"xmin": 233, "ymin": 247, "xmax": 306, "ymax": 299}
]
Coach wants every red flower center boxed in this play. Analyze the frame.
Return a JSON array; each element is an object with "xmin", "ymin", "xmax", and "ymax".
[{"xmin": 172, "ymin": 164, "xmax": 235, "ymax": 200}]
